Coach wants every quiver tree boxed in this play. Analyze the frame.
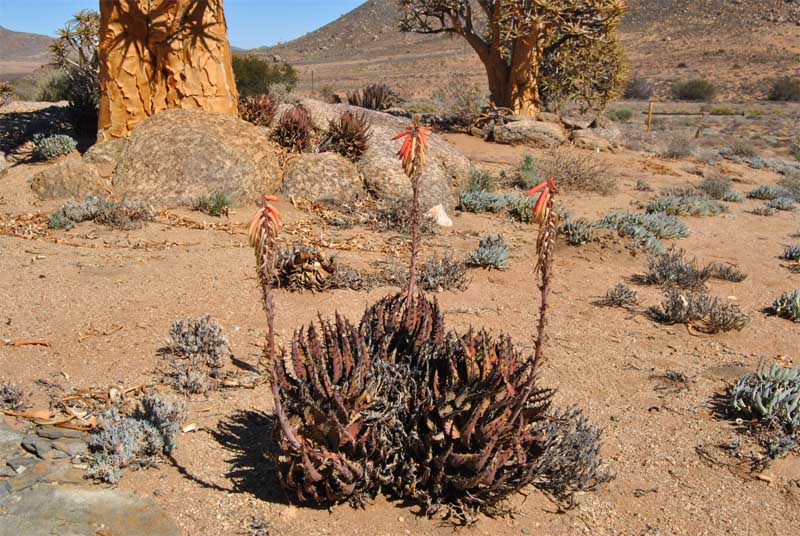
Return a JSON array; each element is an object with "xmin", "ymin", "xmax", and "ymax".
[
  {"xmin": 98, "ymin": 0, "xmax": 239, "ymax": 140},
  {"xmin": 398, "ymin": 0, "xmax": 625, "ymax": 116}
]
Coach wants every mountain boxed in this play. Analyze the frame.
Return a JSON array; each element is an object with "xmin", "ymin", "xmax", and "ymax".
[
  {"xmin": 0, "ymin": 25, "xmax": 53, "ymax": 79},
  {"xmin": 252, "ymin": 0, "xmax": 800, "ymax": 100}
]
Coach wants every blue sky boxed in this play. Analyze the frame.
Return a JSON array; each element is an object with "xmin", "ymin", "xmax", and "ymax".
[{"xmin": 0, "ymin": 0, "xmax": 365, "ymax": 49}]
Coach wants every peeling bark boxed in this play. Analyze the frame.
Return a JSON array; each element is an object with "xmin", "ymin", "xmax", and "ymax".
[{"xmin": 98, "ymin": 0, "xmax": 238, "ymax": 140}]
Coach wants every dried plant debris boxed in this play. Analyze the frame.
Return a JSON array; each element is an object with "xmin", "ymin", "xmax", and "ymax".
[
  {"xmin": 770, "ymin": 290, "xmax": 800, "ymax": 322},
  {"xmin": 636, "ymin": 247, "xmax": 711, "ymax": 290},
  {"xmin": 708, "ymin": 262, "xmax": 748, "ymax": 282},
  {"xmin": 748, "ymin": 185, "xmax": 791, "ymax": 200},
  {"xmin": 560, "ymin": 218, "xmax": 594, "ymax": 246},
  {"xmin": 467, "ymin": 234, "xmax": 509, "ymax": 269},
  {"xmin": 634, "ymin": 179, "xmax": 653, "ymax": 192},
  {"xmin": 0, "ymin": 382, "xmax": 25, "ymax": 410},
  {"xmin": 731, "ymin": 362, "xmax": 800, "ymax": 439},
  {"xmin": 649, "ymin": 288, "xmax": 750, "ymax": 333},
  {"xmin": 48, "ymin": 196, "xmax": 153, "ymax": 231},
  {"xmin": 88, "ymin": 394, "xmax": 186, "ymax": 484},
  {"xmin": 596, "ymin": 283, "xmax": 638, "ymax": 308},
  {"xmin": 161, "ymin": 315, "xmax": 231, "ymax": 394},
  {"xmin": 238, "ymin": 94, "xmax": 277, "ymax": 127},
  {"xmin": 273, "ymin": 245, "xmax": 379, "ymax": 292}
]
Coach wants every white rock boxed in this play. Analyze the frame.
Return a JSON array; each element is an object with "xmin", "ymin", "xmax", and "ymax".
[{"xmin": 427, "ymin": 204, "xmax": 453, "ymax": 227}]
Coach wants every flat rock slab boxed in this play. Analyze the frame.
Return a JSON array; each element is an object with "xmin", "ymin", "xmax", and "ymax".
[{"xmin": 0, "ymin": 484, "xmax": 179, "ymax": 536}]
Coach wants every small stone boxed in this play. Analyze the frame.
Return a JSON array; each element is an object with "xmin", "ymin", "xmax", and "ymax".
[
  {"xmin": 36, "ymin": 426, "xmax": 88, "ymax": 441},
  {"xmin": 0, "ymin": 465, "xmax": 16, "ymax": 477},
  {"xmin": 7, "ymin": 457, "xmax": 38, "ymax": 474},
  {"xmin": 52, "ymin": 438, "xmax": 89, "ymax": 457},
  {"xmin": 21, "ymin": 436, "xmax": 53, "ymax": 459},
  {"xmin": 522, "ymin": 529, "xmax": 533, "ymax": 535},
  {"xmin": 426, "ymin": 204, "xmax": 453, "ymax": 227}
]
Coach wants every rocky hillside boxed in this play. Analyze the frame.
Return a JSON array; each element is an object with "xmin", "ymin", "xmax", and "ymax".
[
  {"xmin": 0, "ymin": 25, "xmax": 52, "ymax": 79},
  {"xmin": 254, "ymin": 0, "xmax": 800, "ymax": 100}
]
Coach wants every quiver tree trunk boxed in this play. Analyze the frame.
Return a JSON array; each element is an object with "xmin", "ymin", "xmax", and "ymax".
[{"xmin": 98, "ymin": 0, "xmax": 238, "ymax": 140}]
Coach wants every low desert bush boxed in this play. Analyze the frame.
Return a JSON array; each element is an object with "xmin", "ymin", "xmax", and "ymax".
[
  {"xmin": 516, "ymin": 154, "xmax": 542, "ymax": 189},
  {"xmin": 783, "ymin": 244, "xmax": 800, "ymax": 261},
  {"xmin": 596, "ymin": 283, "xmax": 638, "ymax": 308},
  {"xmin": 88, "ymin": 395, "xmax": 186, "ymax": 484},
  {"xmin": 698, "ymin": 174, "xmax": 732, "ymax": 200},
  {"xmin": 750, "ymin": 206, "xmax": 777, "ymax": 216},
  {"xmin": 730, "ymin": 139, "xmax": 758, "ymax": 158},
  {"xmin": 635, "ymin": 179, "xmax": 653, "ymax": 192},
  {"xmin": 767, "ymin": 197, "xmax": 796, "ymax": 211},
  {"xmin": 466, "ymin": 167, "xmax": 499, "ymax": 193},
  {"xmin": 375, "ymin": 197, "xmax": 435, "ymax": 235},
  {"xmin": 192, "ymin": 192, "xmax": 231, "ymax": 217},
  {"xmin": 748, "ymin": 185, "xmax": 791, "ymax": 200},
  {"xmin": 417, "ymin": 251, "xmax": 470, "ymax": 291},
  {"xmin": 636, "ymin": 247, "xmax": 711, "ymax": 290},
  {"xmin": 238, "ymin": 94, "xmax": 277, "ymax": 127},
  {"xmin": 770, "ymin": 291, "xmax": 800, "ymax": 322},
  {"xmin": 658, "ymin": 133, "xmax": 696, "ymax": 159},
  {"xmin": 48, "ymin": 196, "xmax": 153, "ymax": 231},
  {"xmin": 161, "ymin": 315, "xmax": 231, "ymax": 395},
  {"xmin": 650, "ymin": 288, "xmax": 750, "ymax": 333},
  {"xmin": 31, "ymin": 133, "xmax": 77, "ymax": 160},
  {"xmin": 709, "ymin": 107, "xmax": 736, "ymax": 116},
  {"xmin": 560, "ymin": 218, "xmax": 594, "ymax": 246},
  {"xmin": 708, "ymin": 263, "xmax": 747, "ymax": 283},
  {"xmin": 598, "ymin": 211, "xmax": 689, "ymax": 239},
  {"xmin": 624, "ymin": 78, "xmax": 654, "ymax": 100},
  {"xmin": 346, "ymin": 84, "xmax": 400, "ymax": 111},
  {"xmin": 318, "ymin": 110, "xmax": 371, "ymax": 162},
  {"xmin": 433, "ymin": 76, "xmax": 486, "ymax": 123},
  {"xmin": 0, "ymin": 80, "xmax": 13, "ymax": 108},
  {"xmin": 778, "ymin": 173, "xmax": 800, "ymax": 200},
  {"xmin": 458, "ymin": 191, "xmax": 528, "ymax": 214},
  {"xmin": 467, "ymin": 235, "xmax": 509, "ymax": 270},
  {"xmin": 0, "ymin": 382, "xmax": 24, "ymax": 410},
  {"xmin": 722, "ymin": 191, "xmax": 745, "ymax": 203},
  {"xmin": 607, "ymin": 108, "xmax": 633, "ymax": 123},
  {"xmin": 731, "ymin": 362, "xmax": 800, "ymax": 434},
  {"xmin": 538, "ymin": 149, "xmax": 616, "ymax": 194},
  {"xmin": 272, "ymin": 104, "xmax": 314, "ymax": 152},
  {"xmin": 391, "ymin": 251, "xmax": 470, "ymax": 291},
  {"xmin": 646, "ymin": 194, "xmax": 724, "ymax": 217},
  {"xmin": 672, "ymin": 79, "xmax": 717, "ymax": 101},
  {"xmin": 767, "ymin": 76, "xmax": 800, "ymax": 102},
  {"xmin": 232, "ymin": 55, "xmax": 297, "ymax": 97}
]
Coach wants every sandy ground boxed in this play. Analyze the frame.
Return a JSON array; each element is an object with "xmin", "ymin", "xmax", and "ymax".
[{"xmin": 1, "ymin": 128, "xmax": 800, "ymax": 536}]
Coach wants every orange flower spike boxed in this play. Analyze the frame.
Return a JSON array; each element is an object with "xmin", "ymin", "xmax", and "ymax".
[{"xmin": 532, "ymin": 189, "xmax": 550, "ymax": 223}]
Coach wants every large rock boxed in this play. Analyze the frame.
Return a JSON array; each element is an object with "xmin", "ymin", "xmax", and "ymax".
[
  {"xmin": 0, "ymin": 484, "xmax": 179, "ymax": 536},
  {"xmin": 282, "ymin": 152, "xmax": 365, "ymax": 203},
  {"xmin": 29, "ymin": 156, "xmax": 111, "ymax": 200},
  {"xmin": 280, "ymin": 99, "xmax": 470, "ymax": 210},
  {"xmin": 571, "ymin": 129, "xmax": 614, "ymax": 152},
  {"xmin": 112, "ymin": 109, "xmax": 282, "ymax": 206},
  {"xmin": 493, "ymin": 120, "xmax": 568, "ymax": 148},
  {"xmin": 83, "ymin": 138, "xmax": 128, "ymax": 178}
]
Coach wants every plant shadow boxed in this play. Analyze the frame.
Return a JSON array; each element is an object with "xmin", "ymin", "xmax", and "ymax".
[{"xmin": 209, "ymin": 409, "xmax": 289, "ymax": 505}]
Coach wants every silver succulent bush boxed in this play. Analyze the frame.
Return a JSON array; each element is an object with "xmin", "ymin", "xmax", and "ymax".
[
  {"xmin": 468, "ymin": 234, "xmax": 509, "ymax": 269},
  {"xmin": 31, "ymin": 133, "xmax": 77, "ymax": 161},
  {"xmin": 731, "ymin": 363, "xmax": 800, "ymax": 433}
]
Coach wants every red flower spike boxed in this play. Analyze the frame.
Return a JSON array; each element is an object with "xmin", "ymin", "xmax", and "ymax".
[
  {"xmin": 249, "ymin": 195, "xmax": 282, "ymax": 247},
  {"xmin": 525, "ymin": 178, "xmax": 559, "ymax": 224}
]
